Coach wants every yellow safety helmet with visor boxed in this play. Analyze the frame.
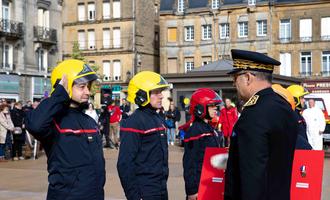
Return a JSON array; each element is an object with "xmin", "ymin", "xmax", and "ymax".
[
  {"xmin": 127, "ymin": 71, "xmax": 170, "ymax": 107},
  {"xmin": 50, "ymin": 59, "xmax": 98, "ymax": 98}
]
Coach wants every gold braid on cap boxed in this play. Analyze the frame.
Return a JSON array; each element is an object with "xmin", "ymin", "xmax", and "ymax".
[{"xmin": 233, "ymin": 59, "xmax": 274, "ymax": 71}]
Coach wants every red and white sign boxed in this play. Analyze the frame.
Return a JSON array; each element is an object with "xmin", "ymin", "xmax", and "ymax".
[
  {"xmin": 198, "ymin": 147, "xmax": 228, "ymax": 200},
  {"xmin": 291, "ymin": 150, "xmax": 324, "ymax": 200}
]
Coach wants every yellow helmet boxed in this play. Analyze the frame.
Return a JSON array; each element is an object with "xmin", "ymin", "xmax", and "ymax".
[
  {"xmin": 127, "ymin": 71, "xmax": 170, "ymax": 106},
  {"xmin": 287, "ymin": 84, "xmax": 309, "ymax": 109},
  {"xmin": 272, "ymin": 84, "xmax": 295, "ymax": 110},
  {"xmin": 51, "ymin": 59, "xmax": 98, "ymax": 97}
]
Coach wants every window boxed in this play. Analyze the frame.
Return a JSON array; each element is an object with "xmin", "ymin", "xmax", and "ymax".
[
  {"xmin": 103, "ymin": 1, "xmax": 110, "ymax": 19},
  {"xmin": 38, "ymin": 8, "xmax": 49, "ymax": 28},
  {"xmin": 113, "ymin": 0, "xmax": 121, "ymax": 18},
  {"xmin": 178, "ymin": 0, "xmax": 184, "ymax": 13},
  {"xmin": 88, "ymin": 3, "xmax": 96, "ymax": 21},
  {"xmin": 2, "ymin": 43, "xmax": 13, "ymax": 69},
  {"xmin": 202, "ymin": 57, "xmax": 212, "ymax": 66},
  {"xmin": 248, "ymin": 0, "xmax": 256, "ymax": 6},
  {"xmin": 322, "ymin": 51, "xmax": 330, "ymax": 76},
  {"xmin": 184, "ymin": 26, "xmax": 194, "ymax": 41},
  {"xmin": 167, "ymin": 27, "xmax": 177, "ymax": 42},
  {"xmin": 103, "ymin": 61, "xmax": 111, "ymax": 81},
  {"xmin": 212, "ymin": 0, "xmax": 220, "ymax": 9},
  {"xmin": 78, "ymin": 30, "xmax": 86, "ymax": 50},
  {"xmin": 321, "ymin": 17, "xmax": 330, "ymax": 40},
  {"xmin": 88, "ymin": 30, "xmax": 96, "ymax": 50},
  {"xmin": 78, "ymin": 3, "xmax": 85, "ymax": 21},
  {"xmin": 36, "ymin": 48, "xmax": 48, "ymax": 72},
  {"xmin": 202, "ymin": 25, "xmax": 212, "ymax": 40},
  {"xmin": 280, "ymin": 53, "xmax": 291, "ymax": 76},
  {"xmin": 220, "ymin": 23, "xmax": 229, "ymax": 39},
  {"xmin": 103, "ymin": 28, "xmax": 110, "ymax": 48},
  {"xmin": 184, "ymin": 58, "xmax": 194, "ymax": 72},
  {"xmin": 113, "ymin": 28, "xmax": 121, "ymax": 48},
  {"xmin": 299, "ymin": 19, "xmax": 312, "ymax": 42},
  {"xmin": 113, "ymin": 60, "xmax": 121, "ymax": 81},
  {"xmin": 279, "ymin": 19, "xmax": 291, "ymax": 41},
  {"xmin": 300, "ymin": 52, "xmax": 312, "ymax": 76},
  {"xmin": 2, "ymin": 3, "xmax": 10, "ymax": 32},
  {"xmin": 238, "ymin": 22, "xmax": 248, "ymax": 38},
  {"xmin": 257, "ymin": 20, "xmax": 267, "ymax": 36}
]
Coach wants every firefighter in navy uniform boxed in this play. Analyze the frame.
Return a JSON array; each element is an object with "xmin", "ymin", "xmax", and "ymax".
[
  {"xmin": 224, "ymin": 50, "xmax": 298, "ymax": 200},
  {"xmin": 182, "ymin": 88, "xmax": 223, "ymax": 200},
  {"xmin": 287, "ymin": 84, "xmax": 313, "ymax": 150},
  {"xmin": 117, "ymin": 71, "xmax": 170, "ymax": 200},
  {"xmin": 25, "ymin": 60, "xmax": 105, "ymax": 200}
]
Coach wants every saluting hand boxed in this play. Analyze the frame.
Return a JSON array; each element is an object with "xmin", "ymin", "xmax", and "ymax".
[{"xmin": 59, "ymin": 74, "xmax": 69, "ymax": 94}]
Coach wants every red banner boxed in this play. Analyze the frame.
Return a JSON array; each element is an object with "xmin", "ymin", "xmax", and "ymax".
[
  {"xmin": 291, "ymin": 150, "xmax": 324, "ymax": 200},
  {"xmin": 198, "ymin": 147, "xmax": 228, "ymax": 200}
]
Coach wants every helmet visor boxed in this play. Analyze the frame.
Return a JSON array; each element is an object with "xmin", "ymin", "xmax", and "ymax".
[{"xmin": 73, "ymin": 73, "xmax": 98, "ymax": 84}]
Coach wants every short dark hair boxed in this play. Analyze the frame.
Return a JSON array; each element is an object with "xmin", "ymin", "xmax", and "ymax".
[{"xmin": 253, "ymin": 71, "xmax": 273, "ymax": 83}]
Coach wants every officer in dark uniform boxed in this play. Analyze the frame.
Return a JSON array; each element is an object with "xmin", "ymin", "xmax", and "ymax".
[
  {"xmin": 287, "ymin": 85, "xmax": 313, "ymax": 150},
  {"xmin": 182, "ymin": 88, "xmax": 223, "ymax": 200},
  {"xmin": 117, "ymin": 71, "xmax": 170, "ymax": 200},
  {"xmin": 224, "ymin": 50, "xmax": 298, "ymax": 200},
  {"xmin": 26, "ymin": 60, "xmax": 105, "ymax": 200}
]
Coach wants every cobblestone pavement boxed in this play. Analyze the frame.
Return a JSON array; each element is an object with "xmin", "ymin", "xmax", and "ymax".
[{"xmin": 0, "ymin": 146, "xmax": 329, "ymax": 200}]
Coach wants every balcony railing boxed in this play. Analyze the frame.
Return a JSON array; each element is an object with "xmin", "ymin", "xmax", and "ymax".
[
  {"xmin": 33, "ymin": 26, "xmax": 57, "ymax": 44},
  {"xmin": 321, "ymin": 71, "xmax": 330, "ymax": 77},
  {"xmin": 299, "ymin": 71, "xmax": 312, "ymax": 77},
  {"xmin": 300, "ymin": 37, "xmax": 312, "ymax": 42},
  {"xmin": 0, "ymin": 63, "xmax": 15, "ymax": 70},
  {"xmin": 0, "ymin": 19, "xmax": 23, "ymax": 39},
  {"xmin": 321, "ymin": 35, "xmax": 330, "ymax": 41},
  {"xmin": 279, "ymin": 37, "xmax": 291, "ymax": 43}
]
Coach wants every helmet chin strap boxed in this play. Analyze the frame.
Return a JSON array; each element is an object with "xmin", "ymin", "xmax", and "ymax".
[{"xmin": 70, "ymin": 99, "xmax": 89, "ymax": 110}]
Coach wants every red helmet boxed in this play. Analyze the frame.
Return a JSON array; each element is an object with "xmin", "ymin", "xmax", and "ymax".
[{"xmin": 190, "ymin": 88, "xmax": 222, "ymax": 119}]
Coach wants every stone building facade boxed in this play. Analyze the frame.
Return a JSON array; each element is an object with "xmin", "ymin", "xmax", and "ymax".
[
  {"xmin": 0, "ymin": 0, "xmax": 62, "ymax": 101},
  {"xmin": 62, "ymin": 0, "xmax": 161, "ymax": 105},
  {"xmin": 159, "ymin": 0, "xmax": 330, "ymax": 78}
]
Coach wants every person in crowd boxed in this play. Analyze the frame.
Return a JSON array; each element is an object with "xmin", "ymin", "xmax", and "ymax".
[
  {"xmin": 25, "ymin": 59, "xmax": 105, "ymax": 200},
  {"xmin": 224, "ymin": 49, "xmax": 298, "ymax": 200},
  {"xmin": 10, "ymin": 102, "xmax": 26, "ymax": 160},
  {"xmin": 120, "ymin": 98, "xmax": 131, "ymax": 120},
  {"xmin": 117, "ymin": 71, "xmax": 170, "ymax": 200},
  {"xmin": 182, "ymin": 88, "xmax": 222, "ymax": 200},
  {"xmin": 0, "ymin": 105, "xmax": 14, "ymax": 162},
  {"xmin": 85, "ymin": 103, "xmax": 99, "ymax": 123},
  {"xmin": 303, "ymin": 99, "xmax": 326, "ymax": 150},
  {"xmin": 165, "ymin": 102, "xmax": 181, "ymax": 145},
  {"xmin": 99, "ymin": 105, "xmax": 113, "ymax": 148},
  {"xmin": 287, "ymin": 85, "xmax": 313, "ymax": 149},
  {"xmin": 108, "ymin": 100, "xmax": 122, "ymax": 149},
  {"xmin": 23, "ymin": 100, "xmax": 33, "ymax": 113},
  {"xmin": 219, "ymin": 98, "xmax": 238, "ymax": 147}
]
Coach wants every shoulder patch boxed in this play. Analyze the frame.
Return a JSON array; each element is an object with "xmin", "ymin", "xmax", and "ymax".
[{"xmin": 243, "ymin": 95, "xmax": 259, "ymax": 107}]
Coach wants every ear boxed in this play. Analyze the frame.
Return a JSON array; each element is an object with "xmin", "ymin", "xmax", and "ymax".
[{"xmin": 194, "ymin": 104, "xmax": 204, "ymax": 118}]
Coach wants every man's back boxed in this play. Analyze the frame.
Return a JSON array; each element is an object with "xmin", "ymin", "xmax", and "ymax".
[{"xmin": 225, "ymin": 88, "xmax": 298, "ymax": 200}]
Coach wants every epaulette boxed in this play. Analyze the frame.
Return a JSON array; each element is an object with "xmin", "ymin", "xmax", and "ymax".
[{"xmin": 243, "ymin": 95, "xmax": 259, "ymax": 107}]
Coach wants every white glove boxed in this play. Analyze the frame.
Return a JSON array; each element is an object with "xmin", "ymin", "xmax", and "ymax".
[{"xmin": 210, "ymin": 153, "xmax": 228, "ymax": 170}]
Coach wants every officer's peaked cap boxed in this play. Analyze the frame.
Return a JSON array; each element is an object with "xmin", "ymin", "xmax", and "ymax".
[{"xmin": 228, "ymin": 49, "xmax": 281, "ymax": 74}]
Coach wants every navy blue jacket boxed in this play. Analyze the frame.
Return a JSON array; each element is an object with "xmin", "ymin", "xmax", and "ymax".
[
  {"xmin": 25, "ymin": 85, "xmax": 105, "ymax": 200},
  {"xmin": 183, "ymin": 119, "xmax": 221, "ymax": 196},
  {"xmin": 117, "ymin": 106, "xmax": 168, "ymax": 200},
  {"xmin": 225, "ymin": 88, "xmax": 298, "ymax": 200},
  {"xmin": 294, "ymin": 109, "xmax": 313, "ymax": 150}
]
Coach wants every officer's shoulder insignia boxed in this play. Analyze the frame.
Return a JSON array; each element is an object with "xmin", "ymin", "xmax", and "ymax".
[{"xmin": 244, "ymin": 95, "xmax": 259, "ymax": 107}]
